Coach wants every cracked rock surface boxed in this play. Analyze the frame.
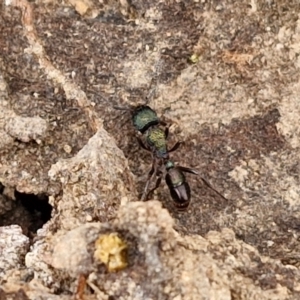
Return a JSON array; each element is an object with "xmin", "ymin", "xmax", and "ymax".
[{"xmin": 1, "ymin": 0, "xmax": 300, "ymax": 299}]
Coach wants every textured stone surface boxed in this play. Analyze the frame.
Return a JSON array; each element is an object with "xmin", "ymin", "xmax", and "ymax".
[
  {"xmin": 1, "ymin": 0, "xmax": 300, "ymax": 299},
  {"xmin": 5, "ymin": 116, "xmax": 48, "ymax": 143},
  {"xmin": 0, "ymin": 225, "xmax": 30, "ymax": 281}
]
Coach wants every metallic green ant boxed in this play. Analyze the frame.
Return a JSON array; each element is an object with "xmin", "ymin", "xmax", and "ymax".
[
  {"xmin": 96, "ymin": 87, "xmax": 226, "ymax": 206},
  {"xmin": 113, "ymin": 103, "xmax": 198, "ymax": 206},
  {"xmin": 109, "ymin": 98, "xmax": 227, "ymax": 210}
]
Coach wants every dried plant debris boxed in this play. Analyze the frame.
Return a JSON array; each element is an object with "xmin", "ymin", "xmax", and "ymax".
[{"xmin": 94, "ymin": 233, "xmax": 128, "ymax": 273}]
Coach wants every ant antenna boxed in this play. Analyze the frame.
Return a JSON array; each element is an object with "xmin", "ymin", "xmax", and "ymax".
[
  {"xmin": 200, "ymin": 177, "xmax": 229, "ymax": 202},
  {"xmin": 145, "ymin": 55, "xmax": 164, "ymax": 105},
  {"xmin": 113, "ymin": 105, "xmax": 131, "ymax": 111}
]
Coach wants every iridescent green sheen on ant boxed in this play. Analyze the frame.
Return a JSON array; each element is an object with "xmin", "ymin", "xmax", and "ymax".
[
  {"xmin": 166, "ymin": 165, "xmax": 185, "ymax": 187},
  {"xmin": 110, "ymin": 92, "xmax": 226, "ymax": 210},
  {"xmin": 146, "ymin": 127, "xmax": 168, "ymax": 159},
  {"xmin": 113, "ymin": 101, "xmax": 204, "ymax": 209},
  {"xmin": 165, "ymin": 160, "xmax": 174, "ymax": 170},
  {"xmin": 132, "ymin": 106, "xmax": 159, "ymax": 134}
]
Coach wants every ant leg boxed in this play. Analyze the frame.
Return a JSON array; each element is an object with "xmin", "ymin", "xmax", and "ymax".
[
  {"xmin": 145, "ymin": 173, "xmax": 163, "ymax": 200},
  {"xmin": 164, "ymin": 126, "xmax": 169, "ymax": 139},
  {"xmin": 137, "ymin": 137, "xmax": 150, "ymax": 152},
  {"xmin": 168, "ymin": 141, "xmax": 183, "ymax": 153},
  {"xmin": 178, "ymin": 166, "xmax": 227, "ymax": 200},
  {"xmin": 141, "ymin": 161, "xmax": 157, "ymax": 201},
  {"xmin": 160, "ymin": 120, "xmax": 167, "ymax": 127},
  {"xmin": 177, "ymin": 166, "xmax": 198, "ymax": 175}
]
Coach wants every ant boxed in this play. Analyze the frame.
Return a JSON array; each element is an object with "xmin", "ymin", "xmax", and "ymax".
[
  {"xmin": 113, "ymin": 103, "xmax": 198, "ymax": 208},
  {"xmin": 101, "ymin": 95, "xmax": 227, "ymax": 210}
]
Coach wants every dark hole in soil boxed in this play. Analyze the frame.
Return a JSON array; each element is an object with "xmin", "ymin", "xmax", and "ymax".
[
  {"xmin": 0, "ymin": 189, "xmax": 52, "ymax": 237},
  {"xmin": 14, "ymin": 191, "xmax": 52, "ymax": 235}
]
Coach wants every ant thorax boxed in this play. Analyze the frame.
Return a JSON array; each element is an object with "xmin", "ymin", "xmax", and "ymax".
[{"xmin": 145, "ymin": 126, "xmax": 169, "ymax": 159}]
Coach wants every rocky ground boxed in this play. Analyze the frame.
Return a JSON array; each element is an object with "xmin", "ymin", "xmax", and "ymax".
[{"xmin": 1, "ymin": 0, "xmax": 300, "ymax": 299}]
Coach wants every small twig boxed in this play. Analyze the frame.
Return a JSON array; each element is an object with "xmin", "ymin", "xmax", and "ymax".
[{"xmin": 75, "ymin": 274, "xmax": 87, "ymax": 300}]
